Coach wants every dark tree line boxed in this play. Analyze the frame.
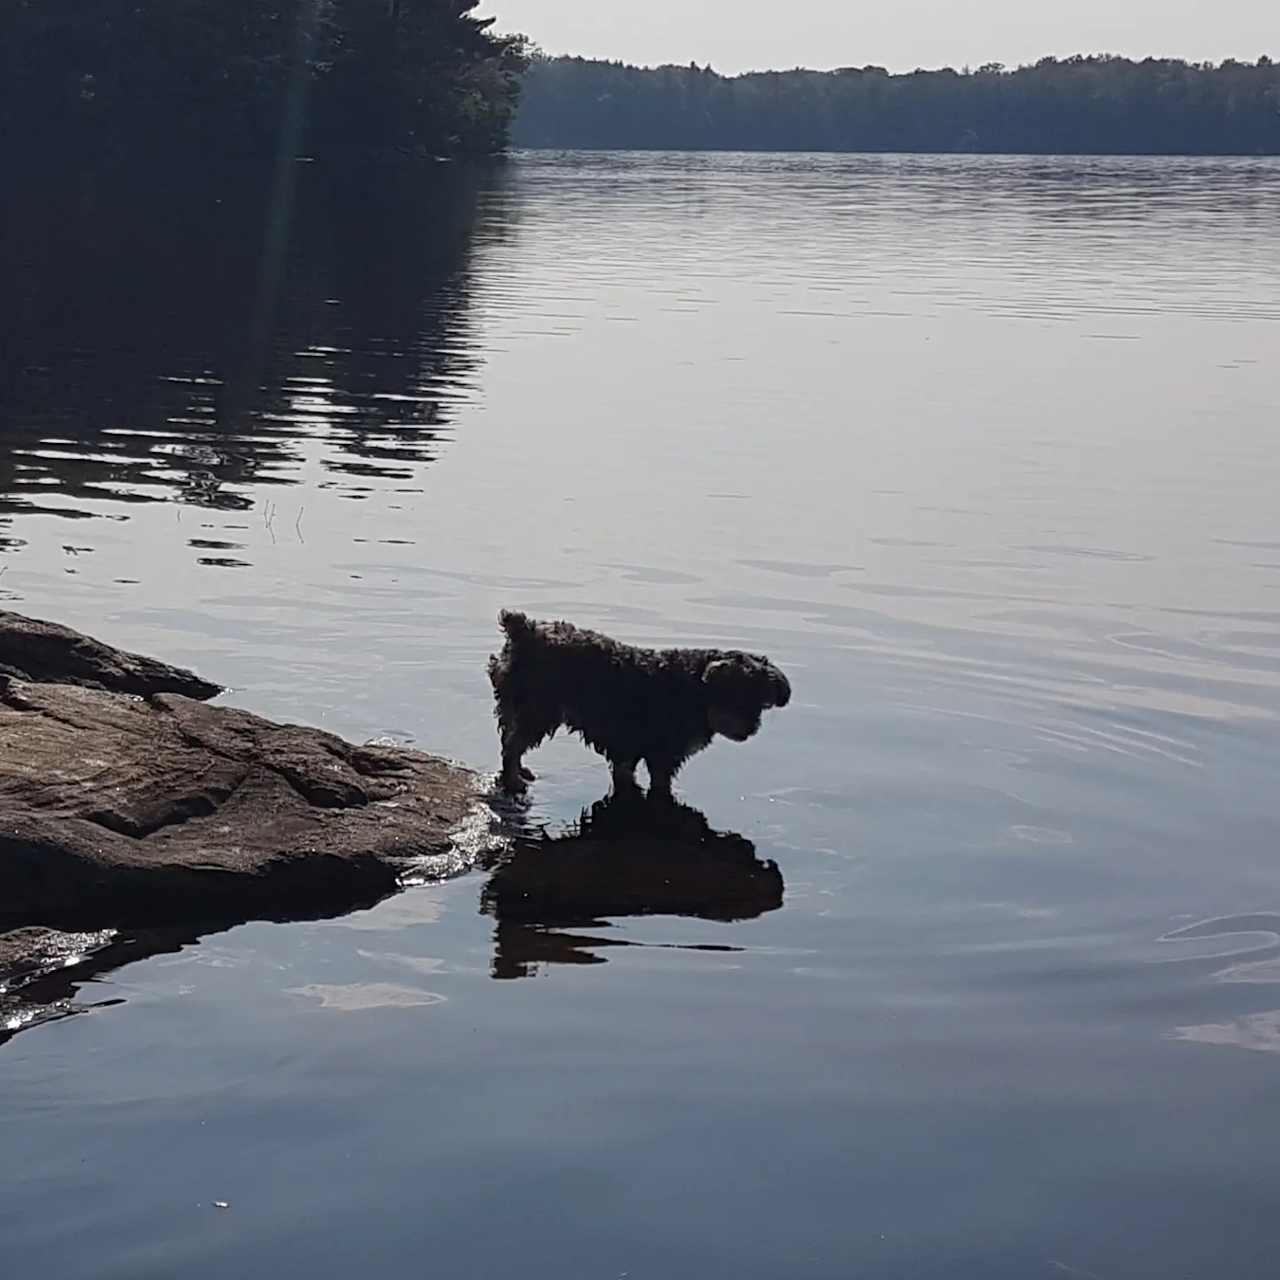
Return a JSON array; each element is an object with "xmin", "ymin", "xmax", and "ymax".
[
  {"xmin": 513, "ymin": 54, "xmax": 1280, "ymax": 155},
  {"xmin": 1, "ymin": 0, "xmax": 528, "ymax": 166}
]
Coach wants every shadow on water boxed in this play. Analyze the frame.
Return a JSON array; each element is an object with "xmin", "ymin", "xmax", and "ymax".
[
  {"xmin": 481, "ymin": 791, "xmax": 786, "ymax": 979},
  {"xmin": 0, "ymin": 925, "xmax": 201, "ymax": 1045},
  {"xmin": 0, "ymin": 152, "xmax": 513, "ymax": 540},
  {"xmin": 1, "ymin": 793, "xmax": 785, "ymax": 1041},
  {"xmin": 0, "ymin": 891, "xmax": 404, "ymax": 1048}
]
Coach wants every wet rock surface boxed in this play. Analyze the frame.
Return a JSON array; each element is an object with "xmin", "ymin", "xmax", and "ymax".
[
  {"xmin": 0, "ymin": 609, "xmax": 222, "ymax": 700},
  {"xmin": 0, "ymin": 612, "xmax": 480, "ymax": 980}
]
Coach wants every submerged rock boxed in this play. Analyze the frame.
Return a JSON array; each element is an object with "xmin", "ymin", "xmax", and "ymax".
[{"xmin": 0, "ymin": 613, "xmax": 479, "ymax": 944}]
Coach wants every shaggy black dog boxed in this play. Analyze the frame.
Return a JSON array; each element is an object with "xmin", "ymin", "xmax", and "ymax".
[{"xmin": 487, "ymin": 610, "xmax": 791, "ymax": 796}]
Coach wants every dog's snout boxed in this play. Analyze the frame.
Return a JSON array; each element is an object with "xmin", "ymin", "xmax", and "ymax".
[{"xmin": 771, "ymin": 669, "xmax": 792, "ymax": 708}]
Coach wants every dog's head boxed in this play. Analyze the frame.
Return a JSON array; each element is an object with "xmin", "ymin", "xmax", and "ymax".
[{"xmin": 702, "ymin": 653, "xmax": 791, "ymax": 741}]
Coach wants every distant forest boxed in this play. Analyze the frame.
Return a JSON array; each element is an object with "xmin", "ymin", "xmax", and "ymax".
[
  {"xmin": 513, "ymin": 54, "xmax": 1280, "ymax": 155},
  {"xmin": 0, "ymin": 0, "xmax": 529, "ymax": 167}
]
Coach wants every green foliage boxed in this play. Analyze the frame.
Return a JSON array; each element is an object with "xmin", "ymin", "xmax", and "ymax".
[
  {"xmin": 0, "ymin": 0, "xmax": 529, "ymax": 163},
  {"xmin": 319, "ymin": 1, "xmax": 529, "ymax": 155},
  {"xmin": 513, "ymin": 54, "xmax": 1280, "ymax": 155}
]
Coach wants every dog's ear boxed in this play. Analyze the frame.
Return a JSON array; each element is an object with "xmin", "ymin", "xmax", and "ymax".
[
  {"xmin": 702, "ymin": 658, "xmax": 736, "ymax": 685},
  {"xmin": 705, "ymin": 656, "xmax": 791, "ymax": 709},
  {"xmin": 702, "ymin": 658, "xmax": 745, "ymax": 698}
]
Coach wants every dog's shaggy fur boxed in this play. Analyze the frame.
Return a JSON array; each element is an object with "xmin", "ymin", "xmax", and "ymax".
[{"xmin": 487, "ymin": 610, "xmax": 791, "ymax": 796}]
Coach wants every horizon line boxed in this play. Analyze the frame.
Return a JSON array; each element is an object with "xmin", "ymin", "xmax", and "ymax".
[{"xmin": 507, "ymin": 45, "xmax": 1278, "ymax": 79}]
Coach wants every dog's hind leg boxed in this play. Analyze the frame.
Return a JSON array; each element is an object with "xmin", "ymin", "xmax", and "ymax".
[{"xmin": 644, "ymin": 756, "xmax": 679, "ymax": 800}]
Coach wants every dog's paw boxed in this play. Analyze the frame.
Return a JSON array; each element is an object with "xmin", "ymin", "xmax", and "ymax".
[
  {"xmin": 499, "ymin": 770, "xmax": 529, "ymax": 796},
  {"xmin": 519, "ymin": 765, "xmax": 536, "ymax": 782}
]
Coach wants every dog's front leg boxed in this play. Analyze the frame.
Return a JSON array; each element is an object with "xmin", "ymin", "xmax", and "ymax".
[
  {"xmin": 500, "ymin": 726, "xmax": 534, "ymax": 794},
  {"xmin": 610, "ymin": 757, "xmax": 639, "ymax": 794}
]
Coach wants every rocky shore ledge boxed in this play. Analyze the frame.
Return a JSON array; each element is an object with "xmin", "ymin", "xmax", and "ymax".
[{"xmin": 0, "ymin": 611, "xmax": 480, "ymax": 966}]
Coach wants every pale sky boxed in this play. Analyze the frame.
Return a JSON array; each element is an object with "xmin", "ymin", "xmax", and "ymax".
[{"xmin": 488, "ymin": 0, "xmax": 1276, "ymax": 75}]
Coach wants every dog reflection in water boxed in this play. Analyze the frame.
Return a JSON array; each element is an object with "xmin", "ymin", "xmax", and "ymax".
[{"xmin": 480, "ymin": 790, "xmax": 785, "ymax": 979}]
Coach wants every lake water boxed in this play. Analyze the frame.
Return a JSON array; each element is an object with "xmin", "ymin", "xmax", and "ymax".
[{"xmin": 3, "ymin": 151, "xmax": 1280, "ymax": 1278}]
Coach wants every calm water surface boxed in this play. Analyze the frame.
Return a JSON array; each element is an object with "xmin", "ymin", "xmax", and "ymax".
[{"xmin": 3, "ymin": 152, "xmax": 1280, "ymax": 1277}]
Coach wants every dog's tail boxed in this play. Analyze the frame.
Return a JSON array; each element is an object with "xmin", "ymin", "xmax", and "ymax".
[
  {"xmin": 490, "ymin": 610, "xmax": 536, "ymax": 696},
  {"xmin": 497, "ymin": 609, "xmax": 536, "ymax": 641}
]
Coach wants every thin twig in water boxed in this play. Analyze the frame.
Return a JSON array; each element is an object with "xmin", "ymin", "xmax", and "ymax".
[{"xmin": 295, "ymin": 506, "xmax": 305, "ymax": 543}]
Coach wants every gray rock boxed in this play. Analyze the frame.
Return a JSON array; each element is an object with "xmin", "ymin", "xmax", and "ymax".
[
  {"xmin": 0, "ymin": 925, "xmax": 188, "ymax": 1044},
  {"xmin": 0, "ymin": 609, "xmax": 222, "ymax": 699},
  {"xmin": 0, "ymin": 613, "xmax": 480, "ymax": 953},
  {"xmin": 0, "ymin": 680, "xmax": 478, "ymax": 928}
]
